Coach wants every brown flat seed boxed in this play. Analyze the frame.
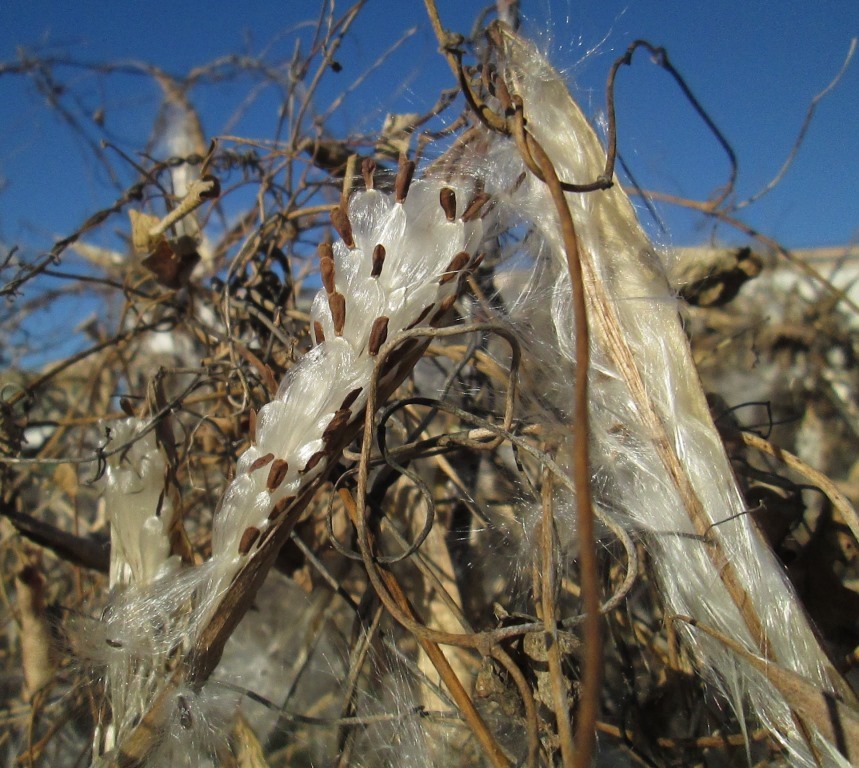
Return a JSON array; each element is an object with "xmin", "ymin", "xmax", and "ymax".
[
  {"xmin": 238, "ymin": 526, "xmax": 261, "ymax": 555},
  {"xmin": 331, "ymin": 206, "xmax": 354, "ymax": 248},
  {"xmin": 313, "ymin": 320, "xmax": 325, "ymax": 344},
  {"xmin": 340, "ymin": 387, "xmax": 362, "ymax": 410},
  {"xmin": 368, "ymin": 316, "xmax": 389, "ymax": 356},
  {"xmin": 249, "ymin": 452, "xmax": 274, "ymax": 474},
  {"xmin": 320, "ymin": 254, "xmax": 336, "ymax": 294},
  {"xmin": 322, "ymin": 409, "xmax": 351, "ymax": 444},
  {"xmin": 362, "ymin": 158, "xmax": 376, "ymax": 190},
  {"xmin": 301, "ymin": 450, "xmax": 326, "ymax": 474},
  {"xmin": 268, "ymin": 495, "xmax": 295, "ymax": 520},
  {"xmin": 248, "ymin": 408, "xmax": 257, "ymax": 445},
  {"xmin": 371, "ymin": 243, "xmax": 386, "ymax": 278},
  {"xmin": 318, "ymin": 242, "xmax": 333, "ymax": 261},
  {"xmin": 439, "ymin": 251, "xmax": 470, "ymax": 284},
  {"xmin": 462, "ymin": 192, "xmax": 490, "ymax": 222},
  {"xmin": 328, "ymin": 291, "xmax": 346, "ymax": 335},
  {"xmin": 439, "ymin": 187, "xmax": 456, "ymax": 221},
  {"xmin": 266, "ymin": 458, "xmax": 289, "ymax": 490},
  {"xmin": 513, "ymin": 171, "xmax": 527, "ymax": 192},
  {"xmin": 395, "ymin": 156, "xmax": 415, "ymax": 203}
]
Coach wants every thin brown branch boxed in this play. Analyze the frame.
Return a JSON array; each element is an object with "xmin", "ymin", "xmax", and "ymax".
[
  {"xmin": 539, "ymin": 470, "xmax": 576, "ymax": 765},
  {"xmin": 340, "ymin": 488, "xmax": 512, "ymax": 768},
  {"xmin": 737, "ymin": 38, "xmax": 857, "ymax": 210},
  {"xmin": 740, "ymin": 430, "xmax": 859, "ymax": 551}
]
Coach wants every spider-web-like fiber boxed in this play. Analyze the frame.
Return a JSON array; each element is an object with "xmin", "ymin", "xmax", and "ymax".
[{"xmin": 481, "ymin": 25, "xmax": 852, "ymax": 767}]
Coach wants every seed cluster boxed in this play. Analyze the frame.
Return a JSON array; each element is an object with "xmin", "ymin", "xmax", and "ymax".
[{"xmin": 210, "ymin": 162, "xmax": 489, "ymax": 565}]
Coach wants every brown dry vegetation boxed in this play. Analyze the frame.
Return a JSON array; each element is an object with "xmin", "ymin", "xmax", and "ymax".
[{"xmin": 1, "ymin": 3, "xmax": 858, "ymax": 766}]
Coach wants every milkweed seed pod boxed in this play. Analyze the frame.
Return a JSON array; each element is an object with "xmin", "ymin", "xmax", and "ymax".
[
  {"xmin": 210, "ymin": 163, "xmax": 487, "ymax": 594},
  {"xmin": 79, "ymin": 419, "xmax": 191, "ymax": 761},
  {"xmin": 481, "ymin": 24, "xmax": 855, "ymax": 766},
  {"xmin": 89, "ymin": 162, "xmax": 490, "ymax": 765},
  {"xmin": 102, "ymin": 419, "xmax": 177, "ymax": 589}
]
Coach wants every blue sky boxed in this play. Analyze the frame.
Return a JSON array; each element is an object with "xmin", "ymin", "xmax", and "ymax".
[{"xmin": 1, "ymin": 1, "xmax": 857, "ymax": 252}]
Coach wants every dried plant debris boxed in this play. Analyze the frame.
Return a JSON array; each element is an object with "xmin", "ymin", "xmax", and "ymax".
[
  {"xmin": 0, "ymin": 5, "xmax": 857, "ymax": 768},
  {"xmin": 669, "ymin": 245, "xmax": 763, "ymax": 307}
]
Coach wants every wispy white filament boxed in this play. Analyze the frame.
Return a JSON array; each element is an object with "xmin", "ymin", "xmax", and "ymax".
[
  {"xmin": 210, "ymin": 176, "xmax": 484, "ymax": 589},
  {"xmin": 89, "ymin": 175, "xmax": 486, "ymax": 764},
  {"xmin": 484, "ymin": 27, "xmax": 851, "ymax": 765},
  {"xmin": 102, "ymin": 419, "xmax": 176, "ymax": 588},
  {"xmin": 84, "ymin": 25, "xmax": 856, "ymax": 766},
  {"xmin": 84, "ymin": 419, "xmax": 188, "ymax": 760}
]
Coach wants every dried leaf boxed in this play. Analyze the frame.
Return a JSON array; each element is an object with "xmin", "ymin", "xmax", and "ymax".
[
  {"xmin": 129, "ymin": 209, "xmax": 161, "ymax": 254},
  {"xmin": 15, "ymin": 563, "xmax": 55, "ymax": 699},
  {"xmin": 670, "ymin": 246, "xmax": 763, "ymax": 307},
  {"xmin": 141, "ymin": 237, "xmax": 200, "ymax": 289},
  {"xmin": 53, "ymin": 463, "xmax": 78, "ymax": 500}
]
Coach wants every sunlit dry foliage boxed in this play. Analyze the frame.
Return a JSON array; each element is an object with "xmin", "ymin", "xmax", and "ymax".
[{"xmin": 1, "ymin": 3, "xmax": 858, "ymax": 767}]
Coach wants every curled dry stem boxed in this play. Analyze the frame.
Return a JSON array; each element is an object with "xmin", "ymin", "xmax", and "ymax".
[
  {"xmin": 741, "ymin": 430, "xmax": 859, "ymax": 553},
  {"xmin": 539, "ymin": 469, "xmax": 576, "ymax": 765},
  {"xmin": 471, "ymin": 18, "xmax": 603, "ymax": 765},
  {"xmin": 521, "ymin": 118, "xmax": 600, "ymax": 768},
  {"xmin": 372, "ymin": 393, "xmax": 640, "ymax": 627},
  {"xmin": 348, "ymin": 317, "xmax": 637, "ymax": 764},
  {"xmin": 339, "ymin": 487, "xmax": 511, "ymax": 768},
  {"xmin": 609, "ymin": 39, "xmax": 737, "ymax": 209}
]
